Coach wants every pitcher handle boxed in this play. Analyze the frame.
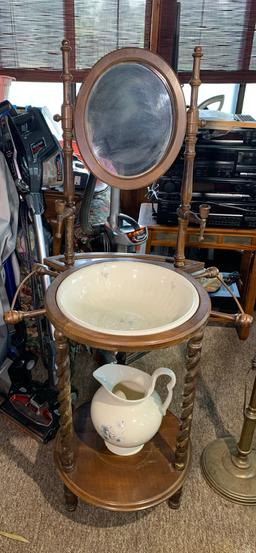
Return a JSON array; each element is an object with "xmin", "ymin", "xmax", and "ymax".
[{"xmin": 148, "ymin": 367, "xmax": 176, "ymax": 415}]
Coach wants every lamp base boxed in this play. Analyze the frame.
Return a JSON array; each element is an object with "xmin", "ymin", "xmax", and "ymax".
[{"xmin": 201, "ymin": 437, "xmax": 256, "ymax": 505}]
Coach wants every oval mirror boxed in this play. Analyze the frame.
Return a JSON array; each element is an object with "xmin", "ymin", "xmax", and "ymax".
[{"xmin": 75, "ymin": 48, "xmax": 186, "ymax": 190}]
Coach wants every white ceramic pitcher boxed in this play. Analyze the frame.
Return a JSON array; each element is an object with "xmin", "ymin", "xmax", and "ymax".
[{"xmin": 90, "ymin": 363, "xmax": 176, "ymax": 456}]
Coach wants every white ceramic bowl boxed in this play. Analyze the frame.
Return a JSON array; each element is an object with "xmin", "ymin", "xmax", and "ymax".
[{"xmin": 56, "ymin": 261, "xmax": 199, "ymax": 336}]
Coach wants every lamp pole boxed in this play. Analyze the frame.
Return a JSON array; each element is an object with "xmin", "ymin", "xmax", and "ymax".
[{"xmin": 201, "ymin": 352, "xmax": 256, "ymax": 504}]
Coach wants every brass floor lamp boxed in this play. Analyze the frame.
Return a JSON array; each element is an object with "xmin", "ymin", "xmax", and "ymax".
[{"xmin": 201, "ymin": 352, "xmax": 256, "ymax": 505}]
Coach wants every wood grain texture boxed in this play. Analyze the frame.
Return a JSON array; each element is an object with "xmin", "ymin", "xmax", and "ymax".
[
  {"xmin": 44, "ymin": 252, "xmax": 205, "ymax": 274},
  {"xmin": 149, "ymin": 0, "xmax": 161, "ymax": 53},
  {"xmin": 175, "ymin": 324, "xmax": 206, "ymax": 470},
  {"xmin": 54, "ymin": 330, "xmax": 74, "ymax": 472},
  {"xmin": 54, "ymin": 403, "xmax": 191, "ymax": 511},
  {"xmin": 174, "ymin": 46, "xmax": 202, "ymax": 268}
]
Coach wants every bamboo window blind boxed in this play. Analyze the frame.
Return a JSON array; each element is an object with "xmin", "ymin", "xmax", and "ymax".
[{"xmin": 0, "ymin": 0, "xmax": 255, "ymax": 83}]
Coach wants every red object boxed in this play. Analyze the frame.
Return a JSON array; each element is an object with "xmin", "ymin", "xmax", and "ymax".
[
  {"xmin": 59, "ymin": 139, "xmax": 84, "ymax": 163},
  {"xmin": 9, "ymin": 394, "xmax": 53, "ymax": 427}
]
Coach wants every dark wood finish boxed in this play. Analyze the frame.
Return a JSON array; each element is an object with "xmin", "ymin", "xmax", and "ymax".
[
  {"xmin": 157, "ymin": 0, "xmax": 177, "ymax": 65},
  {"xmin": 47, "ymin": 43, "xmax": 209, "ymax": 513},
  {"xmin": 0, "ymin": 68, "xmax": 91, "ymax": 82},
  {"xmin": 54, "ymin": 402, "xmax": 190, "ymax": 512},
  {"xmin": 175, "ymin": 324, "xmax": 206, "ymax": 469},
  {"xmin": 239, "ymin": 252, "xmax": 255, "ymax": 305},
  {"xmin": 74, "ymin": 47, "xmax": 186, "ymax": 191},
  {"xmin": 64, "ymin": 0, "xmax": 76, "ymax": 69},
  {"xmin": 178, "ymin": 70, "xmax": 256, "ymax": 85},
  {"xmin": 2, "ymin": 68, "xmax": 256, "ymax": 85},
  {"xmin": 63, "ymin": 484, "xmax": 78, "ymax": 512},
  {"xmin": 54, "ymin": 329, "xmax": 74, "ymax": 473},
  {"xmin": 239, "ymin": 0, "xmax": 256, "ymax": 71},
  {"xmin": 120, "ymin": 188, "xmax": 147, "ymax": 220},
  {"xmin": 45, "ymin": 258, "xmax": 211, "ymax": 352},
  {"xmin": 144, "ymin": 0, "xmax": 153, "ymax": 48},
  {"xmin": 150, "ymin": 0, "xmax": 161, "ymax": 53},
  {"xmin": 174, "ymin": 46, "xmax": 202, "ymax": 268},
  {"xmin": 44, "ymin": 251, "xmax": 204, "ymax": 274},
  {"xmin": 168, "ymin": 487, "xmax": 183, "ymax": 509}
]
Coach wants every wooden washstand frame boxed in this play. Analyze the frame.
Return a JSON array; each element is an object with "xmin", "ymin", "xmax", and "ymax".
[
  {"xmin": 45, "ymin": 41, "xmax": 211, "ymax": 512},
  {"xmin": 4, "ymin": 40, "xmax": 252, "ymax": 512}
]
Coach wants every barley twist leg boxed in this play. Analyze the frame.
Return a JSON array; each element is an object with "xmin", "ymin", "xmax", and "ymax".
[
  {"xmin": 64, "ymin": 484, "xmax": 78, "ymax": 512},
  {"xmin": 168, "ymin": 487, "xmax": 183, "ymax": 509},
  {"xmin": 55, "ymin": 329, "xmax": 74, "ymax": 472},
  {"xmin": 175, "ymin": 325, "xmax": 206, "ymax": 470}
]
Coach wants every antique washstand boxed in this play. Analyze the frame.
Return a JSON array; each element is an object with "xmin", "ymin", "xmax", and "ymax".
[{"xmin": 4, "ymin": 41, "xmax": 253, "ymax": 511}]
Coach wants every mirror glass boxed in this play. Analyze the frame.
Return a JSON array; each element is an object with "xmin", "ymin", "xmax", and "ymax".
[{"xmin": 85, "ymin": 63, "xmax": 173, "ymax": 177}]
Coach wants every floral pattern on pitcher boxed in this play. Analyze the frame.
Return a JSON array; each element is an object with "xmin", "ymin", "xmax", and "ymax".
[{"xmin": 100, "ymin": 420, "xmax": 126, "ymax": 443}]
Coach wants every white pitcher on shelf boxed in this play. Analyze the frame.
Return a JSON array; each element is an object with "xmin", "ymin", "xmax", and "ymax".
[{"xmin": 90, "ymin": 363, "xmax": 176, "ymax": 456}]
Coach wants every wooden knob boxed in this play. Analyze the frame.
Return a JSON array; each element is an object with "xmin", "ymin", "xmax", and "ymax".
[
  {"xmin": 61, "ymin": 39, "xmax": 71, "ymax": 50},
  {"xmin": 53, "ymin": 114, "xmax": 62, "ymax": 122},
  {"xmin": 235, "ymin": 313, "xmax": 254, "ymax": 328}
]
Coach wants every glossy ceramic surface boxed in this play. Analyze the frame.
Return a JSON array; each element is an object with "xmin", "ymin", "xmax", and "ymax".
[
  {"xmin": 56, "ymin": 261, "xmax": 199, "ymax": 336},
  {"xmin": 91, "ymin": 363, "xmax": 176, "ymax": 455}
]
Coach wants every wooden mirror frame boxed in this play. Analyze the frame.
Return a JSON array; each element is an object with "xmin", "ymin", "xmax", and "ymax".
[{"xmin": 74, "ymin": 47, "xmax": 186, "ymax": 190}]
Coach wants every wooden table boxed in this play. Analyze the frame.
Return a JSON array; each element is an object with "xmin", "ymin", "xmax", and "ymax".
[{"xmin": 139, "ymin": 203, "xmax": 256, "ymax": 340}]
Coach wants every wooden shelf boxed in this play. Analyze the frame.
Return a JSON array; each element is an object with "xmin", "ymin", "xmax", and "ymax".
[{"xmin": 54, "ymin": 403, "xmax": 190, "ymax": 512}]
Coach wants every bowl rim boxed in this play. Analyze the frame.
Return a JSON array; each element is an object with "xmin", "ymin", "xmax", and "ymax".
[
  {"xmin": 45, "ymin": 257, "xmax": 211, "ymax": 351},
  {"xmin": 55, "ymin": 260, "xmax": 200, "ymax": 336}
]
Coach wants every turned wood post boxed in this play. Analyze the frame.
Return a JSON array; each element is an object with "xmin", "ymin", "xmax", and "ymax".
[
  {"xmin": 175, "ymin": 324, "xmax": 205, "ymax": 469},
  {"xmin": 174, "ymin": 46, "xmax": 202, "ymax": 267},
  {"xmin": 54, "ymin": 329, "xmax": 74, "ymax": 472}
]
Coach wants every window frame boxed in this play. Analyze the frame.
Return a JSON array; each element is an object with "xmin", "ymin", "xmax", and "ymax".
[{"xmin": 0, "ymin": 0, "xmax": 256, "ymax": 84}]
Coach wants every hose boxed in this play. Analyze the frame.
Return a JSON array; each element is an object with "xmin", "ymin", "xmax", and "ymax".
[{"xmin": 79, "ymin": 172, "xmax": 97, "ymax": 233}]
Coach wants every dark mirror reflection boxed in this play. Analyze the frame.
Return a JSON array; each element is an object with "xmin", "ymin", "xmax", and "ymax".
[{"xmin": 85, "ymin": 63, "xmax": 173, "ymax": 177}]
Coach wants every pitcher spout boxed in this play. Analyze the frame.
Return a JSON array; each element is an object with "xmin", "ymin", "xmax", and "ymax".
[
  {"xmin": 92, "ymin": 363, "xmax": 148, "ymax": 397},
  {"xmin": 93, "ymin": 365, "xmax": 115, "ymax": 392}
]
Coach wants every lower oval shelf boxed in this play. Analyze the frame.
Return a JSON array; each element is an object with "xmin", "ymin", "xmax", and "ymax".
[{"xmin": 54, "ymin": 402, "xmax": 191, "ymax": 512}]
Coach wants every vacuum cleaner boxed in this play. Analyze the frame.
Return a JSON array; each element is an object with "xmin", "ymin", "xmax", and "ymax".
[
  {"xmin": 0, "ymin": 101, "xmax": 61, "ymax": 441},
  {"xmin": 1, "ymin": 102, "xmax": 64, "ymax": 381},
  {"xmin": 77, "ymin": 173, "xmax": 147, "ymax": 253}
]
